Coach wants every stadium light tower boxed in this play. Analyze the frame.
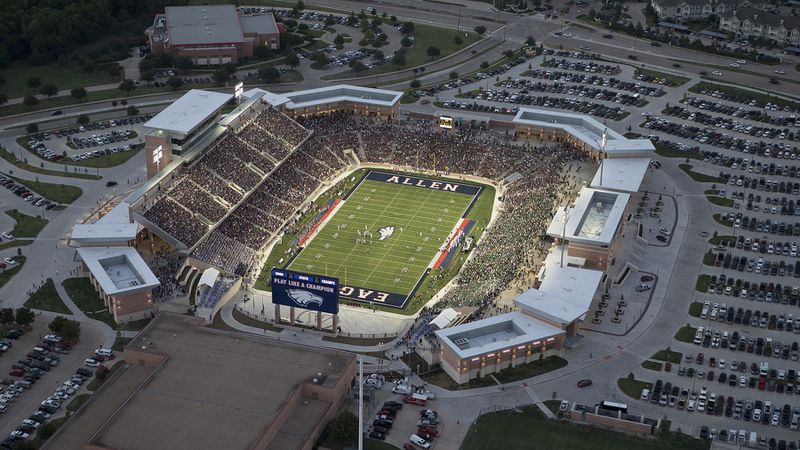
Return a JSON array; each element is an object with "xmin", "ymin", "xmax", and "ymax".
[{"xmin": 560, "ymin": 205, "xmax": 572, "ymax": 268}]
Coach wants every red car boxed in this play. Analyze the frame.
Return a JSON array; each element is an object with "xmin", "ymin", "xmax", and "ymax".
[
  {"xmin": 709, "ymin": 357, "xmax": 716, "ymax": 368},
  {"xmin": 577, "ymin": 379, "xmax": 593, "ymax": 388},
  {"xmin": 418, "ymin": 426, "xmax": 439, "ymax": 437},
  {"xmin": 404, "ymin": 444, "xmax": 413, "ymax": 450}
]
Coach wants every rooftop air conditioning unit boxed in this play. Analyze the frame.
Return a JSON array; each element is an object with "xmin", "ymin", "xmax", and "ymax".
[{"xmin": 454, "ymin": 338, "xmax": 469, "ymax": 346}]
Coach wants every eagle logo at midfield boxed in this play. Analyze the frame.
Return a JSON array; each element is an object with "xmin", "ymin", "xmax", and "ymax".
[
  {"xmin": 286, "ymin": 289, "xmax": 324, "ymax": 308},
  {"xmin": 378, "ymin": 226, "xmax": 395, "ymax": 241}
]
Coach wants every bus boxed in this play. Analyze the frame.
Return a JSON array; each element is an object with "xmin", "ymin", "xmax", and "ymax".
[{"xmin": 598, "ymin": 401, "xmax": 628, "ymax": 414}]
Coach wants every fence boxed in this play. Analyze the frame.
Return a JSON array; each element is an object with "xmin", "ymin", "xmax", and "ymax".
[{"xmin": 232, "ymin": 304, "xmax": 400, "ymax": 339}]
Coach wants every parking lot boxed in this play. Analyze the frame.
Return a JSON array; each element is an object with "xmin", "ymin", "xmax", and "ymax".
[
  {"xmin": 20, "ymin": 117, "xmax": 149, "ymax": 164},
  {"xmin": 0, "ymin": 320, "xmax": 106, "ymax": 446}
]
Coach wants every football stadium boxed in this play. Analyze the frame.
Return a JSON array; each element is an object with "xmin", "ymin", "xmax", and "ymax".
[{"xmin": 69, "ymin": 83, "xmax": 654, "ymax": 345}]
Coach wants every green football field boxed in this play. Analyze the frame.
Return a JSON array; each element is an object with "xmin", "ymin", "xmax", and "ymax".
[{"xmin": 288, "ymin": 176, "xmax": 475, "ymax": 297}]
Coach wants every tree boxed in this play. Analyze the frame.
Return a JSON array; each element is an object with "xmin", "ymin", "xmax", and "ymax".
[
  {"xmin": 334, "ymin": 34, "xmax": 345, "ymax": 49},
  {"xmin": 140, "ymin": 70, "xmax": 155, "ymax": 84},
  {"xmin": 0, "ymin": 76, "xmax": 4, "ymax": 86},
  {"xmin": 23, "ymin": 94, "xmax": 38, "ymax": 107},
  {"xmin": 48, "ymin": 316, "xmax": 68, "ymax": 334},
  {"xmin": 285, "ymin": 52, "xmax": 300, "ymax": 69},
  {"xmin": 176, "ymin": 57, "xmax": 193, "ymax": 72},
  {"xmin": 212, "ymin": 69, "xmax": 231, "ymax": 84},
  {"xmin": 59, "ymin": 319, "xmax": 81, "ymax": 344},
  {"xmin": 449, "ymin": 71, "xmax": 458, "ymax": 79},
  {"xmin": 0, "ymin": 308, "xmax": 14, "ymax": 325},
  {"xmin": 474, "ymin": 25, "xmax": 486, "ymax": 35},
  {"xmin": 526, "ymin": 36, "xmax": 536, "ymax": 46},
  {"xmin": 70, "ymin": 87, "xmax": 87, "ymax": 102},
  {"xmin": 166, "ymin": 77, "xmax": 184, "ymax": 91},
  {"xmin": 118, "ymin": 79, "xmax": 135, "ymax": 96},
  {"xmin": 503, "ymin": 49, "xmax": 514, "ymax": 58},
  {"xmin": 426, "ymin": 46, "xmax": 440, "ymax": 59},
  {"xmin": 295, "ymin": 0, "xmax": 305, "ymax": 10},
  {"xmin": 372, "ymin": 50, "xmax": 385, "ymax": 61},
  {"xmin": 107, "ymin": 64, "xmax": 123, "ymax": 78},
  {"xmin": 400, "ymin": 37, "xmax": 413, "ymax": 48},
  {"xmin": 480, "ymin": 61, "xmax": 489, "ymax": 69},
  {"xmin": 25, "ymin": 123, "xmax": 39, "ymax": 134},
  {"xmin": 77, "ymin": 114, "xmax": 90, "ymax": 125},
  {"xmin": 258, "ymin": 67, "xmax": 281, "ymax": 82},
  {"xmin": 410, "ymin": 79, "xmax": 421, "ymax": 88},
  {"xmin": 454, "ymin": 35, "xmax": 463, "ymax": 46},
  {"xmin": 14, "ymin": 307, "xmax": 34, "ymax": 327},
  {"xmin": 39, "ymin": 83, "xmax": 58, "ymax": 100},
  {"xmin": 327, "ymin": 411, "xmax": 358, "ymax": 444},
  {"xmin": 391, "ymin": 53, "xmax": 406, "ymax": 67},
  {"xmin": 27, "ymin": 77, "xmax": 41, "ymax": 89},
  {"xmin": 400, "ymin": 21, "xmax": 414, "ymax": 34},
  {"xmin": 126, "ymin": 105, "xmax": 139, "ymax": 116},
  {"xmin": 350, "ymin": 61, "xmax": 367, "ymax": 74},
  {"xmin": 0, "ymin": 93, "xmax": 6, "ymax": 106}
]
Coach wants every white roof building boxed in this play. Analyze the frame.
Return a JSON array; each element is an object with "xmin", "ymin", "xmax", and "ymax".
[
  {"xmin": 76, "ymin": 247, "xmax": 160, "ymax": 297},
  {"xmin": 513, "ymin": 108, "xmax": 655, "ymax": 157},
  {"xmin": 590, "ymin": 158, "xmax": 651, "ymax": 193},
  {"xmin": 514, "ymin": 288, "xmax": 588, "ymax": 326},
  {"xmin": 261, "ymin": 85, "xmax": 402, "ymax": 110},
  {"xmin": 434, "ymin": 312, "xmax": 565, "ymax": 360},
  {"xmin": 546, "ymin": 187, "xmax": 630, "ymax": 247},
  {"xmin": 144, "ymin": 89, "xmax": 233, "ymax": 139},
  {"xmin": 537, "ymin": 263, "xmax": 604, "ymax": 314},
  {"xmin": 71, "ymin": 203, "xmax": 139, "ymax": 245}
]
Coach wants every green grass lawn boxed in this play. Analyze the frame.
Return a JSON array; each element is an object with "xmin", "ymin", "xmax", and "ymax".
[
  {"xmin": 0, "ymin": 146, "xmax": 101, "ymax": 180},
  {"xmin": 53, "ymin": 144, "xmax": 144, "ymax": 169},
  {"xmin": 689, "ymin": 301, "xmax": 703, "ymax": 317},
  {"xmin": 675, "ymin": 325, "xmax": 697, "ymax": 343},
  {"xmin": 427, "ymin": 356, "xmax": 567, "ymax": 390},
  {"xmin": 66, "ymin": 393, "xmax": 91, "ymax": 412},
  {"xmin": 703, "ymin": 249, "xmax": 716, "ymax": 266},
  {"xmin": 0, "ymin": 256, "xmax": 25, "ymax": 290},
  {"xmin": 635, "ymin": 68, "xmax": 690, "ymax": 87},
  {"xmin": 62, "ymin": 277, "xmax": 116, "ymax": 328},
  {"xmin": 654, "ymin": 143, "xmax": 702, "ymax": 160},
  {"xmin": 6, "ymin": 175, "xmax": 82, "ymax": 204},
  {"xmin": 5, "ymin": 210, "xmax": 48, "ymax": 237},
  {"xmin": 0, "ymin": 61, "xmax": 121, "ymax": 99},
  {"xmin": 324, "ymin": 23, "xmax": 480, "ymax": 79},
  {"xmin": 678, "ymin": 164, "xmax": 724, "ymax": 183},
  {"xmin": 706, "ymin": 195, "xmax": 733, "ymax": 207},
  {"xmin": 23, "ymin": 278, "xmax": 72, "ymax": 314},
  {"xmin": 708, "ymin": 234, "xmax": 734, "ymax": 245},
  {"xmin": 0, "ymin": 239, "xmax": 33, "ymax": 251},
  {"xmin": 617, "ymin": 378, "xmax": 653, "ymax": 399},
  {"xmin": 462, "ymin": 404, "xmax": 709, "ymax": 450},
  {"xmin": 688, "ymin": 81, "xmax": 800, "ymax": 110},
  {"xmin": 695, "ymin": 274, "xmax": 711, "ymax": 292},
  {"xmin": 641, "ymin": 360, "xmax": 663, "ymax": 371},
  {"xmin": 651, "ymin": 349, "xmax": 682, "ymax": 363}
]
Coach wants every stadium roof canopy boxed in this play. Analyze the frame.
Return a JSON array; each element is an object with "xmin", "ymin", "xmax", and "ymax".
[
  {"xmin": 512, "ymin": 108, "xmax": 655, "ymax": 156},
  {"xmin": 546, "ymin": 187, "xmax": 630, "ymax": 247},
  {"xmin": 590, "ymin": 157, "xmax": 651, "ymax": 193},
  {"xmin": 514, "ymin": 288, "xmax": 588, "ymax": 326},
  {"xmin": 165, "ymin": 5, "xmax": 244, "ymax": 46},
  {"xmin": 434, "ymin": 312, "xmax": 565, "ymax": 360},
  {"xmin": 71, "ymin": 202, "xmax": 138, "ymax": 245},
  {"xmin": 263, "ymin": 85, "xmax": 403, "ymax": 110},
  {"xmin": 76, "ymin": 247, "xmax": 160, "ymax": 297},
  {"xmin": 537, "ymin": 260, "xmax": 604, "ymax": 314},
  {"xmin": 144, "ymin": 89, "xmax": 233, "ymax": 137}
]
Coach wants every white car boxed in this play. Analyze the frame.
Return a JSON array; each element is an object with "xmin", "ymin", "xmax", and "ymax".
[
  {"xmin": 775, "ymin": 69, "xmax": 785, "ymax": 75},
  {"xmin": 21, "ymin": 420, "xmax": 39, "ymax": 429},
  {"xmin": 659, "ymin": 227, "xmax": 670, "ymax": 236},
  {"xmin": 736, "ymin": 59, "xmax": 746, "ymax": 64},
  {"xmin": 1, "ymin": 232, "xmax": 12, "ymax": 240},
  {"xmin": 562, "ymin": 32, "xmax": 573, "ymax": 37},
  {"xmin": 641, "ymin": 388, "xmax": 650, "ymax": 400},
  {"xmin": 9, "ymin": 431, "xmax": 29, "ymax": 439},
  {"xmin": 44, "ymin": 334, "xmax": 61, "ymax": 343},
  {"xmin": 3, "ymin": 258, "xmax": 16, "ymax": 265},
  {"xmin": 84, "ymin": 358, "xmax": 101, "ymax": 368},
  {"xmin": 712, "ymin": 70, "xmax": 723, "ymax": 76},
  {"xmin": 729, "ymin": 63, "xmax": 740, "ymax": 68}
]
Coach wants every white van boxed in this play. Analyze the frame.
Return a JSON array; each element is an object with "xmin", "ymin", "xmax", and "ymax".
[
  {"xmin": 409, "ymin": 434, "xmax": 431, "ymax": 449},
  {"xmin": 392, "ymin": 384, "xmax": 412, "ymax": 395},
  {"xmin": 95, "ymin": 348, "xmax": 113, "ymax": 358}
]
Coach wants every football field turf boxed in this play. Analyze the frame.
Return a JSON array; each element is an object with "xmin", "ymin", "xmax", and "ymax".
[{"xmin": 287, "ymin": 172, "xmax": 479, "ymax": 306}]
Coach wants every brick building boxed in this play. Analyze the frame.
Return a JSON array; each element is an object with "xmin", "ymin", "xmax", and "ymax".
[{"xmin": 146, "ymin": 5, "xmax": 281, "ymax": 65}]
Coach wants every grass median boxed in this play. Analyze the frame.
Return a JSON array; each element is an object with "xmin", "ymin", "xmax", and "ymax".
[
  {"xmin": 23, "ymin": 278, "xmax": 72, "ymax": 315},
  {"xmin": 0, "ymin": 146, "xmax": 101, "ymax": 180},
  {"xmin": 675, "ymin": 325, "xmax": 697, "ymax": 343},
  {"xmin": 641, "ymin": 360, "xmax": 663, "ymax": 371},
  {"xmin": 679, "ymin": 164, "xmax": 724, "ymax": 183},
  {"xmin": 634, "ymin": 68, "xmax": 690, "ymax": 87},
  {"xmin": 5, "ymin": 175, "xmax": 82, "ymax": 204},
  {"xmin": 651, "ymin": 348, "xmax": 682, "ymax": 363},
  {"xmin": 5, "ymin": 209, "xmax": 48, "ymax": 237},
  {"xmin": 0, "ymin": 256, "xmax": 26, "ymax": 290},
  {"xmin": 688, "ymin": 81, "xmax": 800, "ymax": 110}
]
